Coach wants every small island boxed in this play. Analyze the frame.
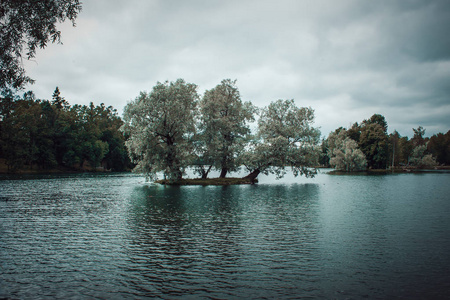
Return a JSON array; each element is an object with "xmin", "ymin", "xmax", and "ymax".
[
  {"xmin": 155, "ymin": 177, "xmax": 257, "ymax": 186},
  {"xmin": 122, "ymin": 80, "xmax": 320, "ymax": 185}
]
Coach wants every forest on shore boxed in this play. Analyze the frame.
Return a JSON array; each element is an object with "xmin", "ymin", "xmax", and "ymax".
[
  {"xmin": 0, "ymin": 88, "xmax": 131, "ymax": 173},
  {"xmin": 320, "ymin": 115, "xmax": 450, "ymax": 172}
]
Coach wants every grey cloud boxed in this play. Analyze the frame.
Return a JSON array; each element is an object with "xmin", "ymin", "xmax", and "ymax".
[{"xmin": 23, "ymin": 0, "xmax": 450, "ymax": 138}]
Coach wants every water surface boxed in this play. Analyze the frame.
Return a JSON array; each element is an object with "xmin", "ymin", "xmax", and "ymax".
[{"xmin": 1, "ymin": 172, "xmax": 449, "ymax": 299}]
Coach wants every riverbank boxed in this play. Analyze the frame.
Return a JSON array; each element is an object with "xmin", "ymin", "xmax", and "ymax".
[
  {"xmin": 0, "ymin": 166, "xmax": 110, "ymax": 175},
  {"xmin": 0, "ymin": 159, "xmax": 121, "ymax": 175},
  {"xmin": 328, "ymin": 166, "xmax": 450, "ymax": 175}
]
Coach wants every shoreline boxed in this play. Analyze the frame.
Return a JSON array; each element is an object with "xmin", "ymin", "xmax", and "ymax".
[
  {"xmin": 155, "ymin": 177, "xmax": 257, "ymax": 186},
  {"xmin": 328, "ymin": 166, "xmax": 450, "ymax": 175},
  {"xmin": 0, "ymin": 168, "xmax": 116, "ymax": 175},
  {"xmin": 1, "ymin": 166, "xmax": 448, "ymax": 183}
]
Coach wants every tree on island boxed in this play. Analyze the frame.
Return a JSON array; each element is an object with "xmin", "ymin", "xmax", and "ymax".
[
  {"xmin": 198, "ymin": 79, "xmax": 255, "ymax": 178},
  {"xmin": 0, "ymin": 0, "xmax": 82, "ymax": 91},
  {"xmin": 121, "ymin": 79, "xmax": 199, "ymax": 182},
  {"xmin": 121, "ymin": 79, "xmax": 321, "ymax": 184},
  {"xmin": 241, "ymin": 99, "xmax": 321, "ymax": 182}
]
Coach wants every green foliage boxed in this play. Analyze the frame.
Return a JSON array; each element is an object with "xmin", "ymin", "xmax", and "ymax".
[
  {"xmin": 319, "ymin": 138, "xmax": 330, "ymax": 167},
  {"xmin": 410, "ymin": 144, "xmax": 437, "ymax": 168},
  {"xmin": 0, "ymin": 0, "xmax": 82, "ymax": 90},
  {"xmin": 385, "ymin": 127, "xmax": 442, "ymax": 168},
  {"xmin": 427, "ymin": 131, "xmax": 450, "ymax": 165},
  {"xmin": 327, "ymin": 129, "xmax": 367, "ymax": 171},
  {"xmin": 388, "ymin": 131, "xmax": 400, "ymax": 167},
  {"xmin": 123, "ymin": 82, "xmax": 321, "ymax": 182},
  {"xmin": 347, "ymin": 122, "xmax": 361, "ymax": 143},
  {"xmin": 326, "ymin": 115, "xmax": 448, "ymax": 170},
  {"xmin": 362, "ymin": 114, "xmax": 388, "ymax": 133},
  {"xmin": 52, "ymin": 87, "xmax": 70, "ymax": 110},
  {"xmin": 359, "ymin": 115, "xmax": 389, "ymax": 169},
  {"xmin": 411, "ymin": 126, "xmax": 426, "ymax": 147},
  {"xmin": 0, "ymin": 88, "xmax": 130, "ymax": 172},
  {"xmin": 0, "ymin": 96, "xmax": 48, "ymax": 170},
  {"xmin": 398, "ymin": 136, "xmax": 412, "ymax": 165},
  {"xmin": 122, "ymin": 79, "xmax": 199, "ymax": 181},
  {"xmin": 241, "ymin": 99, "xmax": 321, "ymax": 179},
  {"xmin": 198, "ymin": 79, "xmax": 255, "ymax": 178}
]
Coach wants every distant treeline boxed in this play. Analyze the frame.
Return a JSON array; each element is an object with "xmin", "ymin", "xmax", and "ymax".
[
  {"xmin": 320, "ymin": 114, "xmax": 450, "ymax": 171},
  {"xmin": 0, "ymin": 88, "xmax": 131, "ymax": 172}
]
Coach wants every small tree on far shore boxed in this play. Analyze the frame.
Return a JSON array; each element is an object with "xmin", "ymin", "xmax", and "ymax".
[
  {"xmin": 409, "ymin": 144, "xmax": 437, "ymax": 168},
  {"xmin": 327, "ymin": 129, "xmax": 367, "ymax": 171}
]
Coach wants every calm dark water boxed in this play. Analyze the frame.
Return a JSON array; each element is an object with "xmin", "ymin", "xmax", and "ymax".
[{"xmin": 1, "ymin": 171, "xmax": 449, "ymax": 299}]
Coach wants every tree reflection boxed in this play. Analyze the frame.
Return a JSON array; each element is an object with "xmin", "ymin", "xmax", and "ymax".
[{"xmin": 123, "ymin": 183, "xmax": 322, "ymax": 297}]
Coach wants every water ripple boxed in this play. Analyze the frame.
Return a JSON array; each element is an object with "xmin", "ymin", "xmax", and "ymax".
[{"xmin": 1, "ymin": 173, "xmax": 450, "ymax": 299}]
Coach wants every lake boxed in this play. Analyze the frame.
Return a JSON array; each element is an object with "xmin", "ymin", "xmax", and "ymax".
[{"xmin": 1, "ymin": 171, "xmax": 449, "ymax": 299}]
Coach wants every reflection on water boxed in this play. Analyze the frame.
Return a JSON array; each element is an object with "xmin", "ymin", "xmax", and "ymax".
[
  {"xmin": 124, "ymin": 184, "xmax": 322, "ymax": 298},
  {"xmin": 1, "ymin": 172, "xmax": 450, "ymax": 299}
]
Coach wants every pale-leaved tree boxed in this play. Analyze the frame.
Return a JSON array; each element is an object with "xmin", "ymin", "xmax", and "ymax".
[
  {"xmin": 409, "ymin": 144, "xmax": 437, "ymax": 168},
  {"xmin": 327, "ymin": 129, "xmax": 367, "ymax": 171},
  {"xmin": 121, "ymin": 79, "xmax": 199, "ymax": 181},
  {"xmin": 241, "ymin": 99, "xmax": 320, "ymax": 182},
  {"xmin": 198, "ymin": 79, "xmax": 255, "ymax": 178}
]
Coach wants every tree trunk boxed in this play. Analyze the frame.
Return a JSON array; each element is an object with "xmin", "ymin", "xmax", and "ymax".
[
  {"xmin": 201, "ymin": 165, "xmax": 212, "ymax": 179},
  {"xmin": 219, "ymin": 168, "xmax": 228, "ymax": 178},
  {"xmin": 243, "ymin": 169, "xmax": 260, "ymax": 183},
  {"xmin": 176, "ymin": 170, "xmax": 183, "ymax": 181}
]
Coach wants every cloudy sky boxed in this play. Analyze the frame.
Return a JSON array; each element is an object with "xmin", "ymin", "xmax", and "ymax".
[{"xmin": 24, "ymin": 0, "xmax": 450, "ymax": 137}]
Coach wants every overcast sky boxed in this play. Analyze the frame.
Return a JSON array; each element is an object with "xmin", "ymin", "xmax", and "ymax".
[{"xmin": 24, "ymin": 0, "xmax": 450, "ymax": 138}]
